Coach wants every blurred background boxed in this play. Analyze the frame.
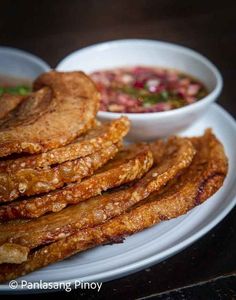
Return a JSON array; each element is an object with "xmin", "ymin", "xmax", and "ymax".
[
  {"xmin": 0, "ymin": 2, "xmax": 236, "ymax": 298},
  {"xmin": 0, "ymin": 0, "xmax": 235, "ymax": 116}
]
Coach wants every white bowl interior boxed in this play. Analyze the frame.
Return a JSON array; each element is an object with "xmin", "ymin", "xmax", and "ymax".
[
  {"xmin": 57, "ymin": 40, "xmax": 220, "ymax": 92},
  {"xmin": 0, "ymin": 47, "xmax": 50, "ymax": 80}
]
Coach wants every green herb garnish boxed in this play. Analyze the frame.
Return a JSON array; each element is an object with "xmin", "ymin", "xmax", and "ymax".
[
  {"xmin": 0, "ymin": 85, "xmax": 31, "ymax": 96},
  {"xmin": 118, "ymin": 86, "xmax": 170, "ymax": 105}
]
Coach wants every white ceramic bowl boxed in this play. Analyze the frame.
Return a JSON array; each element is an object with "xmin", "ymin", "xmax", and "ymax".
[
  {"xmin": 57, "ymin": 39, "xmax": 223, "ymax": 141},
  {"xmin": 0, "ymin": 46, "xmax": 50, "ymax": 81}
]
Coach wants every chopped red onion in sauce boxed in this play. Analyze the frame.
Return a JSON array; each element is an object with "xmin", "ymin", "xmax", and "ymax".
[{"xmin": 90, "ymin": 66, "xmax": 208, "ymax": 113}]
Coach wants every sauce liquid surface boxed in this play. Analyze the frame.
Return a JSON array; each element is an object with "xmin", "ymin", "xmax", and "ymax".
[{"xmin": 91, "ymin": 66, "xmax": 208, "ymax": 113}]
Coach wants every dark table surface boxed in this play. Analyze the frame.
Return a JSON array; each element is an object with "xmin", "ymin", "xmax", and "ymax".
[{"xmin": 1, "ymin": 1, "xmax": 236, "ymax": 299}]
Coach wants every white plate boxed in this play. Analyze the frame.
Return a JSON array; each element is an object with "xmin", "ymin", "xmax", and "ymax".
[{"xmin": 1, "ymin": 103, "xmax": 236, "ymax": 293}]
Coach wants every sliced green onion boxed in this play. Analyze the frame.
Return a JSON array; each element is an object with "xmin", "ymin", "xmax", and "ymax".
[{"xmin": 0, "ymin": 85, "xmax": 31, "ymax": 96}]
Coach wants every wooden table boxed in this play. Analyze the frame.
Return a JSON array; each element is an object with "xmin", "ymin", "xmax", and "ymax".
[{"xmin": 0, "ymin": 0, "xmax": 235, "ymax": 298}]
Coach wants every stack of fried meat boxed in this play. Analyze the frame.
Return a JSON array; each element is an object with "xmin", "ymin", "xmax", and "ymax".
[{"xmin": 0, "ymin": 71, "xmax": 228, "ymax": 282}]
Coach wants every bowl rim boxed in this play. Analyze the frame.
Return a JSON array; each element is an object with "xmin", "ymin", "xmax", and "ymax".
[
  {"xmin": 0, "ymin": 46, "xmax": 50, "ymax": 72},
  {"xmin": 57, "ymin": 39, "xmax": 223, "ymax": 119}
]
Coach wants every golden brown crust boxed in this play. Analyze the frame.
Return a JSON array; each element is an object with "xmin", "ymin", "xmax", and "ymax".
[
  {"xmin": 0, "ymin": 130, "xmax": 227, "ymax": 282},
  {"xmin": 0, "ymin": 117, "xmax": 130, "ymax": 171},
  {"xmin": 0, "ymin": 243, "xmax": 29, "ymax": 264},
  {"xmin": 0, "ymin": 94, "xmax": 25, "ymax": 123},
  {"xmin": 0, "ymin": 71, "xmax": 99, "ymax": 157},
  {"xmin": 149, "ymin": 139, "xmax": 166, "ymax": 164},
  {"xmin": 0, "ymin": 136, "xmax": 195, "ymax": 263},
  {"xmin": 0, "ymin": 143, "xmax": 120, "ymax": 202},
  {"xmin": 0, "ymin": 144, "xmax": 153, "ymax": 220}
]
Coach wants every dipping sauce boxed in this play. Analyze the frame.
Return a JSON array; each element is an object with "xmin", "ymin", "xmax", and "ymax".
[
  {"xmin": 90, "ymin": 66, "xmax": 208, "ymax": 113},
  {"xmin": 0, "ymin": 74, "xmax": 32, "ymax": 96}
]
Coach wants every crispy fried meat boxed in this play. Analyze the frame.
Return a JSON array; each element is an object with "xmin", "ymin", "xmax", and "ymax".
[
  {"xmin": 0, "ymin": 143, "xmax": 153, "ymax": 220},
  {"xmin": 0, "ymin": 130, "xmax": 227, "ymax": 282},
  {"xmin": 0, "ymin": 136, "xmax": 195, "ymax": 263},
  {"xmin": 0, "ymin": 117, "xmax": 130, "ymax": 171},
  {"xmin": 0, "ymin": 94, "xmax": 25, "ymax": 124},
  {"xmin": 0, "ymin": 71, "xmax": 99, "ymax": 157},
  {"xmin": 0, "ymin": 143, "xmax": 120, "ymax": 202}
]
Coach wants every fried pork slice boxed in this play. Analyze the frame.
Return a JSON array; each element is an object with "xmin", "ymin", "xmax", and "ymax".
[
  {"xmin": 0, "ymin": 94, "xmax": 25, "ymax": 123},
  {"xmin": 0, "ymin": 244, "xmax": 29, "ymax": 265},
  {"xmin": 0, "ymin": 143, "xmax": 153, "ymax": 220},
  {"xmin": 0, "ymin": 136, "xmax": 195, "ymax": 264},
  {"xmin": 0, "ymin": 143, "xmax": 120, "ymax": 202},
  {"xmin": 0, "ymin": 117, "xmax": 130, "ymax": 172},
  {"xmin": 0, "ymin": 71, "xmax": 99, "ymax": 157},
  {"xmin": 0, "ymin": 130, "xmax": 227, "ymax": 282}
]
